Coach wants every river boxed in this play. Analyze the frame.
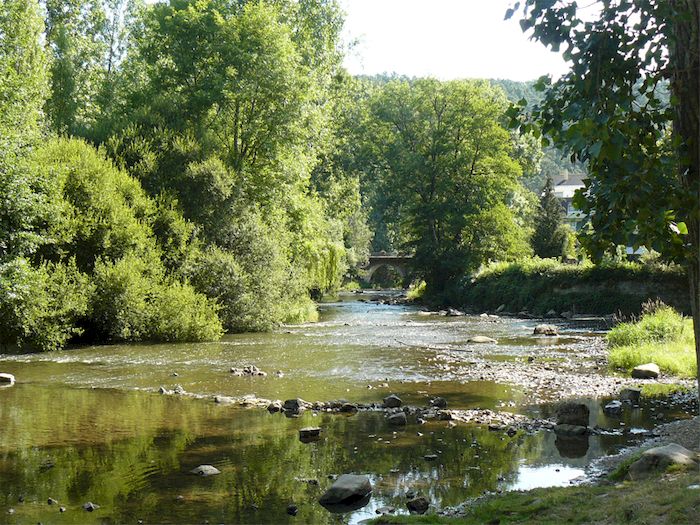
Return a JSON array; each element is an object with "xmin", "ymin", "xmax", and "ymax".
[{"xmin": 0, "ymin": 292, "xmax": 693, "ymax": 524}]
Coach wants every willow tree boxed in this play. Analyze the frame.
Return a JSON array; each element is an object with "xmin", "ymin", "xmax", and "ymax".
[{"xmin": 508, "ymin": 1, "xmax": 700, "ymax": 393}]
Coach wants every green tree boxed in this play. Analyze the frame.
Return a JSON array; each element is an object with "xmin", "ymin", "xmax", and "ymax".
[
  {"xmin": 508, "ymin": 0, "xmax": 700, "ymax": 392},
  {"xmin": 44, "ymin": 0, "xmax": 109, "ymax": 135},
  {"xmin": 531, "ymin": 177, "xmax": 567, "ymax": 258},
  {"xmin": 366, "ymin": 78, "xmax": 528, "ymax": 291},
  {"xmin": 0, "ymin": 0, "xmax": 49, "ymax": 260}
]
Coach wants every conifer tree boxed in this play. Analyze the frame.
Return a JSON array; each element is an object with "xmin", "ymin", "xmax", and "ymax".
[{"xmin": 531, "ymin": 177, "xmax": 567, "ymax": 259}]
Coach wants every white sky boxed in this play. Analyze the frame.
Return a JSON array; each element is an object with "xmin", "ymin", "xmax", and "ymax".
[{"xmin": 340, "ymin": 0, "xmax": 569, "ymax": 81}]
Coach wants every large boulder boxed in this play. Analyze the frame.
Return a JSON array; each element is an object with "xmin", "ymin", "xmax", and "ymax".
[
  {"xmin": 283, "ymin": 398, "xmax": 307, "ymax": 413},
  {"xmin": 628, "ymin": 443, "xmax": 700, "ymax": 480},
  {"xmin": 0, "ymin": 373, "xmax": 15, "ymax": 385},
  {"xmin": 319, "ymin": 474, "xmax": 372, "ymax": 512},
  {"xmin": 555, "ymin": 402, "xmax": 589, "ymax": 427},
  {"xmin": 534, "ymin": 324, "xmax": 559, "ymax": 336},
  {"xmin": 631, "ymin": 363, "xmax": 660, "ymax": 379},
  {"xmin": 554, "ymin": 424, "xmax": 588, "ymax": 436},
  {"xmin": 383, "ymin": 394, "xmax": 402, "ymax": 408}
]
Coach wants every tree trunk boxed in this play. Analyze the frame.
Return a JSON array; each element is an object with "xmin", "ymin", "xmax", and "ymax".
[{"xmin": 670, "ymin": 0, "xmax": 700, "ymax": 407}]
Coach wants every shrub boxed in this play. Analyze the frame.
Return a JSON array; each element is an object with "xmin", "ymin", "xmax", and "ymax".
[
  {"xmin": 0, "ymin": 258, "xmax": 91, "ymax": 351},
  {"xmin": 148, "ymin": 281, "xmax": 223, "ymax": 342},
  {"xmin": 185, "ymin": 246, "xmax": 273, "ymax": 333},
  {"xmin": 607, "ymin": 305, "xmax": 696, "ymax": 378},
  {"xmin": 91, "ymin": 254, "xmax": 222, "ymax": 342},
  {"xmin": 90, "ymin": 255, "xmax": 155, "ymax": 341}
]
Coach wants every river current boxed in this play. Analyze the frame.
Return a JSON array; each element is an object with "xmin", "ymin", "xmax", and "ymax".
[{"xmin": 0, "ymin": 292, "xmax": 691, "ymax": 524}]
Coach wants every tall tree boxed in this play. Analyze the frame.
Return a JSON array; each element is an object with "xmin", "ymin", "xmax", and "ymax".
[
  {"xmin": 367, "ymin": 79, "xmax": 530, "ymax": 291},
  {"xmin": 508, "ymin": 1, "xmax": 700, "ymax": 394},
  {"xmin": 0, "ymin": 0, "xmax": 49, "ymax": 260},
  {"xmin": 531, "ymin": 177, "xmax": 567, "ymax": 258}
]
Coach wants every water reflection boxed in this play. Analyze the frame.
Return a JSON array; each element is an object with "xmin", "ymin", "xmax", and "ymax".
[{"xmin": 0, "ymin": 383, "xmax": 664, "ymax": 525}]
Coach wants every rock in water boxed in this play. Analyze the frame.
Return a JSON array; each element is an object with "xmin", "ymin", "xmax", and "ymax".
[
  {"xmin": 534, "ymin": 324, "xmax": 559, "ymax": 336},
  {"xmin": 189, "ymin": 465, "xmax": 221, "ymax": 476},
  {"xmin": 0, "ymin": 373, "xmax": 15, "ymax": 385},
  {"xmin": 604, "ymin": 400, "xmax": 623, "ymax": 415},
  {"xmin": 286, "ymin": 504, "xmax": 298, "ymax": 516},
  {"xmin": 628, "ymin": 443, "xmax": 700, "ymax": 480},
  {"xmin": 387, "ymin": 412, "xmax": 407, "ymax": 426},
  {"xmin": 339, "ymin": 403, "xmax": 358, "ymax": 413},
  {"xmin": 631, "ymin": 363, "xmax": 660, "ymax": 379},
  {"xmin": 468, "ymin": 335, "xmax": 497, "ymax": 344},
  {"xmin": 82, "ymin": 502, "xmax": 100, "ymax": 512},
  {"xmin": 555, "ymin": 402, "xmax": 589, "ymax": 427},
  {"xmin": 406, "ymin": 496, "xmax": 430, "ymax": 514},
  {"xmin": 299, "ymin": 427, "xmax": 322, "ymax": 442},
  {"xmin": 267, "ymin": 400, "xmax": 283, "ymax": 413},
  {"xmin": 383, "ymin": 394, "xmax": 402, "ymax": 408},
  {"xmin": 430, "ymin": 397, "xmax": 447, "ymax": 409},
  {"xmin": 620, "ymin": 387, "xmax": 642, "ymax": 404},
  {"xmin": 554, "ymin": 424, "xmax": 588, "ymax": 436},
  {"xmin": 319, "ymin": 474, "xmax": 372, "ymax": 511}
]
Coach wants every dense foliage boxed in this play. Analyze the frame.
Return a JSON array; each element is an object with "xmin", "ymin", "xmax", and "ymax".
[
  {"xmin": 0, "ymin": 0, "xmax": 364, "ymax": 350},
  {"xmin": 453, "ymin": 258, "xmax": 688, "ymax": 316},
  {"xmin": 508, "ymin": 0, "xmax": 700, "ymax": 388},
  {"xmin": 351, "ymin": 78, "xmax": 535, "ymax": 292}
]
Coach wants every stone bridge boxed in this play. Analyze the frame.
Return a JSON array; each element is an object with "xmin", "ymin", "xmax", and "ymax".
[{"xmin": 362, "ymin": 254, "xmax": 414, "ymax": 283}]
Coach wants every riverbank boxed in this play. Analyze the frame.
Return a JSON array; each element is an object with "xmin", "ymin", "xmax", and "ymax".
[{"xmin": 435, "ymin": 258, "xmax": 689, "ymax": 317}]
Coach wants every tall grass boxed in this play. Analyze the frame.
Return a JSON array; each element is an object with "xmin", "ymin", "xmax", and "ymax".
[{"xmin": 607, "ymin": 305, "xmax": 696, "ymax": 378}]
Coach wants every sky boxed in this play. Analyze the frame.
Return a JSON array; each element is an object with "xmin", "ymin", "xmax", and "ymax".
[{"xmin": 340, "ymin": 0, "xmax": 569, "ymax": 81}]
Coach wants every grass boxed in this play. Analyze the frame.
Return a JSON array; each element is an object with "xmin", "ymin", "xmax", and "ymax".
[
  {"xmin": 371, "ymin": 471, "xmax": 700, "ymax": 524},
  {"xmin": 607, "ymin": 305, "xmax": 697, "ymax": 378}
]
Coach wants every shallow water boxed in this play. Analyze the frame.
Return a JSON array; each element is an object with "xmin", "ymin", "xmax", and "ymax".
[{"xmin": 0, "ymin": 292, "xmax": 689, "ymax": 523}]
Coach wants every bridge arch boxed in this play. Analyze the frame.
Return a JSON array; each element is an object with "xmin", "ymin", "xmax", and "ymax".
[{"xmin": 361, "ymin": 254, "xmax": 413, "ymax": 284}]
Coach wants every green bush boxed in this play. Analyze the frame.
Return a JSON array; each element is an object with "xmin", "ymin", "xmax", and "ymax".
[
  {"xmin": 148, "ymin": 281, "xmax": 223, "ymax": 342},
  {"xmin": 0, "ymin": 258, "xmax": 91, "ymax": 351},
  {"xmin": 185, "ymin": 246, "xmax": 270, "ymax": 333},
  {"xmin": 90, "ymin": 255, "xmax": 155, "ymax": 341},
  {"xmin": 91, "ymin": 254, "xmax": 222, "ymax": 342}
]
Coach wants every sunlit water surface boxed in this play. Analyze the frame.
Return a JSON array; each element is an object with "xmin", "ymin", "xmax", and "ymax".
[{"xmin": 0, "ymin": 292, "xmax": 687, "ymax": 524}]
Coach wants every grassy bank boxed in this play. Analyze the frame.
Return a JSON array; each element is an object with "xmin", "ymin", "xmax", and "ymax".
[
  {"xmin": 448, "ymin": 258, "xmax": 688, "ymax": 316},
  {"xmin": 607, "ymin": 306, "xmax": 697, "ymax": 378},
  {"xmin": 372, "ymin": 471, "xmax": 699, "ymax": 524}
]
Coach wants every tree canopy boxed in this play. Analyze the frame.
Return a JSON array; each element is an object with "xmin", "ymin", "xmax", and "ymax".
[{"xmin": 508, "ymin": 0, "xmax": 699, "ymax": 389}]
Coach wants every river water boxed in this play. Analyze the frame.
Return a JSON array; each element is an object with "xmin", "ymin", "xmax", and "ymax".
[{"xmin": 0, "ymin": 292, "xmax": 692, "ymax": 524}]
